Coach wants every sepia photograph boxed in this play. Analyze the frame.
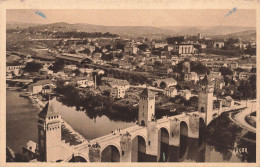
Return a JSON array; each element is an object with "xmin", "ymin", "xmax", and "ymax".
[{"xmin": 4, "ymin": 8, "xmax": 257, "ymax": 163}]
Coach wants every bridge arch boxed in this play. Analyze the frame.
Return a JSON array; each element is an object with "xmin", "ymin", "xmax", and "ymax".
[
  {"xmin": 65, "ymin": 153, "xmax": 89, "ymax": 162},
  {"xmin": 158, "ymin": 127, "xmax": 170, "ymax": 162},
  {"xmin": 131, "ymin": 133, "xmax": 147, "ymax": 144},
  {"xmin": 131, "ymin": 135, "xmax": 146, "ymax": 162},
  {"xmin": 101, "ymin": 144, "xmax": 121, "ymax": 162},
  {"xmin": 179, "ymin": 121, "xmax": 188, "ymax": 159},
  {"xmin": 199, "ymin": 117, "xmax": 206, "ymax": 144},
  {"xmin": 180, "ymin": 121, "xmax": 188, "ymax": 137}
]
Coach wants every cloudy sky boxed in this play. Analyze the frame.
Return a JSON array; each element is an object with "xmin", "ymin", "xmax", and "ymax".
[{"xmin": 7, "ymin": 9, "xmax": 256, "ymax": 27}]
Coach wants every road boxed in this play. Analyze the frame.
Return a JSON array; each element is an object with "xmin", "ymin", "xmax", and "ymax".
[{"xmin": 231, "ymin": 100, "xmax": 256, "ymax": 133}]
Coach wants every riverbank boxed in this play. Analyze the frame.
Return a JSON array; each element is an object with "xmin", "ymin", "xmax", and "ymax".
[
  {"xmin": 8, "ymin": 89, "xmax": 88, "ymax": 147},
  {"xmin": 206, "ymin": 110, "xmax": 256, "ymax": 162}
]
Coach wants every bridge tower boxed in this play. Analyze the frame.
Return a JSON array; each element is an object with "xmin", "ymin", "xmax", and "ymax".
[
  {"xmin": 37, "ymin": 101, "xmax": 62, "ymax": 162},
  {"xmin": 138, "ymin": 88, "xmax": 155, "ymax": 126},
  {"xmin": 198, "ymin": 75, "xmax": 214, "ymax": 126}
]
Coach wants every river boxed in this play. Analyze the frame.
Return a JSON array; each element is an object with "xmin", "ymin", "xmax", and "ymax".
[{"xmin": 6, "ymin": 89, "xmax": 256, "ymax": 162}]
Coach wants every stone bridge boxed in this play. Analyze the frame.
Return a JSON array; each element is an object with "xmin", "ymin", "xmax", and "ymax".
[
  {"xmin": 57, "ymin": 102, "xmax": 246, "ymax": 163},
  {"xmin": 57, "ymin": 111, "xmax": 207, "ymax": 162}
]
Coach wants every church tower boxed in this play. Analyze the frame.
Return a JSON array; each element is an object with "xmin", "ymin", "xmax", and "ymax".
[
  {"xmin": 198, "ymin": 75, "xmax": 214, "ymax": 125},
  {"xmin": 37, "ymin": 101, "xmax": 61, "ymax": 162},
  {"xmin": 138, "ymin": 88, "xmax": 155, "ymax": 126}
]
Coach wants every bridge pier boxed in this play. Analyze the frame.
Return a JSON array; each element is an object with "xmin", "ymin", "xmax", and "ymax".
[
  {"xmin": 169, "ymin": 118, "xmax": 180, "ymax": 146},
  {"xmin": 120, "ymin": 133, "xmax": 132, "ymax": 162},
  {"xmin": 188, "ymin": 114, "xmax": 199, "ymax": 139},
  {"xmin": 88, "ymin": 144, "xmax": 101, "ymax": 162},
  {"xmin": 146, "ymin": 121, "xmax": 159, "ymax": 161}
]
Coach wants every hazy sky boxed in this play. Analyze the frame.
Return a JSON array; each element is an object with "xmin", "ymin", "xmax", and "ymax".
[{"xmin": 7, "ymin": 9, "xmax": 256, "ymax": 27}]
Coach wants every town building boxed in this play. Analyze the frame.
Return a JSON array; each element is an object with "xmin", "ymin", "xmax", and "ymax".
[
  {"xmin": 153, "ymin": 78, "xmax": 177, "ymax": 88},
  {"xmin": 164, "ymin": 87, "xmax": 177, "ymax": 98},
  {"xmin": 124, "ymin": 43, "xmax": 139, "ymax": 54},
  {"xmin": 71, "ymin": 77, "xmax": 94, "ymax": 87},
  {"xmin": 213, "ymin": 42, "xmax": 225, "ymax": 48},
  {"xmin": 222, "ymin": 96, "xmax": 234, "ymax": 108},
  {"xmin": 172, "ymin": 44, "xmax": 195, "ymax": 56},
  {"xmin": 28, "ymin": 80, "xmax": 55, "ymax": 94},
  {"xmin": 110, "ymin": 86, "xmax": 126, "ymax": 99},
  {"xmin": 22, "ymin": 140, "xmax": 38, "ymax": 161},
  {"xmin": 239, "ymin": 72, "xmax": 250, "ymax": 80},
  {"xmin": 55, "ymin": 53, "xmax": 93, "ymax": 67},
  {"xmin": 184, "ymin": 72, "xmax": 199, "ymax": 83},
  {"xmin": 178, "ymin": 89, "xmax": 191, "ymax": 100}
]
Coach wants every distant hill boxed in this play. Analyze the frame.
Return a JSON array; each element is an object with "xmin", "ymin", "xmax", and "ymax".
[
  {"xmin": 6, "ymin": 22, "xmax": 256, "ymax": 37},
  {"xmin": 162, "ymin": 26, "xmax": 255, "ymax": 36},
  {"xmin": 225, "ymin": 30, "xmax": 256, "ymax": 39},
  {"xmin": 6, "ymin": 22, "xmax": 42, "ymax": 29}
]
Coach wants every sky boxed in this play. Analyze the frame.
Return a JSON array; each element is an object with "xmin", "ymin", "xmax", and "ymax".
[{"xmin": 6, "ymin": 9, "xmax": 256, "ymax": 27}]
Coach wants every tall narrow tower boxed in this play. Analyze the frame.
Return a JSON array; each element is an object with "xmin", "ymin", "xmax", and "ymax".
[
  {"xmin": 198, "ymin": 75, "xmax": 214, "ymax": 125},
  {"xmin": 37, "ymin": 101, "xmax": 61, "ymax": 162},
  {"xmin": 138, "ymin": 88, "xmax": 155, "ymax": 126}
]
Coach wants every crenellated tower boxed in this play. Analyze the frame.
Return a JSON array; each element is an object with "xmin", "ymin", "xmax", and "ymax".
[
  {"xmin": 198, "ymin": 75, "xmax": 214, "ymax": 125},
  {"xmin": 138, "ymin": 88, "xmax": 155, "ymax": 126},
  {"xmin": 37, "ymin": 101, "xmax": 62, "ymax": 162}
]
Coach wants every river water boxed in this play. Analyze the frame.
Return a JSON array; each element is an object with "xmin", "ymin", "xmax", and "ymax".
[{"xmin": 6, "ymin": 90, "xmax": 256, "ymax": 162}]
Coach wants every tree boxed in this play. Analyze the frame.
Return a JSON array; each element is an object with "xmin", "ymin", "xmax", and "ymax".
[
  {"xmin": 138, "ymin": 44, "xmax": 149, "ymax": 51},
  {"xmin": 224, "ymin": 76, "xmax": 232, "ymax": 86},
  {"xmin": 154, "ymin": 61, "xmax": 162, "ymax": 68},
  {"xmin": 115, "ymin": 43, "xmax": 125, "ymax": 51},
  {"xmin": 101, "ymin": 53, "xmax": 114, "ymax": 61},
  {"xmin": 166, "ymin": 36, "xmax": 185, "ymax": 44},
  {"xmin": 69, "ymin": 49, "xmax": 76, "ymax": 54},
  {"xmin": 237, "ymin": 81, "xmax": 252, "ymax": 99},
  {"xmin": 24, "ymin": 61, "xmax": 43, "ymax": 72},
  {"xmin": 219, "ymin": 67, "xmax": 233, "ymax": 76},
  {"xmin": 79, "ymin": 48, "xmax": 91, "ymax": 54},
  {"xmin": 250, "ymin": 67, "xmax": 256, "ymax": 73},
  {"xmin": 160, "ymin": 82, "xmax": 167, "ymax": 89},
  {"xmin": 245, "ymin": 44, "xmax": 256, "ymax": 55},
  {"xmin": 190, "ymin": 61, "xmax": 209, "ymax": 75},
  {"xmin": 14, "ymin": 153, "xmax": 29, "ymax": 162},
  {"xmin": 184, "ymin": 86, "xmax": 190, "ymax": 90},
  {"xmin": 49, "ymin": 61, "xmax": 64, "ymax": 73}
]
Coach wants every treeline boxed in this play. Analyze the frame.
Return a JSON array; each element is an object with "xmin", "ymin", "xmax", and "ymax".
[
  {"xmin": 87, "ymin": 64, "xmax": 152, "ymax": 85},
  {"xmin": 54, "ymin": 82, "xmax": 138, "ymax": 122},
  {"xmin": 53, "ymin": 31, "xmax": 119, "ymax": 38}
]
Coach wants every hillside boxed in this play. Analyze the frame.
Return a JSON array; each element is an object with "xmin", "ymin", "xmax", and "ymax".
[{"xmin": 6, "ymin": 22, "xmax": 256, "ymax": 37}]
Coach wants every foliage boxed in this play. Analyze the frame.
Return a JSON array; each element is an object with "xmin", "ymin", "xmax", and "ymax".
[
  {"xmin": 244, "ymin": 44, "xmax": 256, "ymax": 55},
  {"xmin": 166, "ymin": 36, "xmax": 185, "ymax": 44},
  {"xmin": 101, "ymin": 53, "xmax": 114, "ymax": 61},
  {"xmin": 24, "ymin": 61, "xmax": 43, "ymax": 72},
  {"xmin": 138, "ymin": 44, "xmax": 149, "ymax": 51},
  {"xmin": 160, "ymin": 82, "xmax": 167, "ymax": 89},
  {"xmin": 79, "ymin": 48, "xmax": 91, "ymax": 54},
  {"xmin": 14, "ymin": 153, "xmax": 29, "ymax": 162},
  {"xmin": 219, "ymin": 67, "xmax": 233, "ymax": 76},
  {"xmin": 53, "ymin": 31, "xmax": 119, "ymax": 38},
  {"xmin": 154, "ymin": 61, "xmax": 162, "ymax": 68},
  {"xmin": 48, "ymin": 61, "xmax": 64, "ymax": 73}
]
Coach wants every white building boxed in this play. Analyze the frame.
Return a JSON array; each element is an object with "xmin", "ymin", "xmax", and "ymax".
[{"xmin": 110, "ymin": 86, "xmax": 126, "ymax": 98}]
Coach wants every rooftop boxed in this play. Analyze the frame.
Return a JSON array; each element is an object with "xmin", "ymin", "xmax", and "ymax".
[
  {"xmin": 140, "ymin": 88, "xmax": 155, "ymax": 98},
  {"xmin": 38, "ymin": 101, "xmax": 59, "ymax": 118}
]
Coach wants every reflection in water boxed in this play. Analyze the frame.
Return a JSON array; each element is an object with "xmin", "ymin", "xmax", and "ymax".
[{"xmin": 6, "ymin": 90, "xmax": 256, "ymax": 162}]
